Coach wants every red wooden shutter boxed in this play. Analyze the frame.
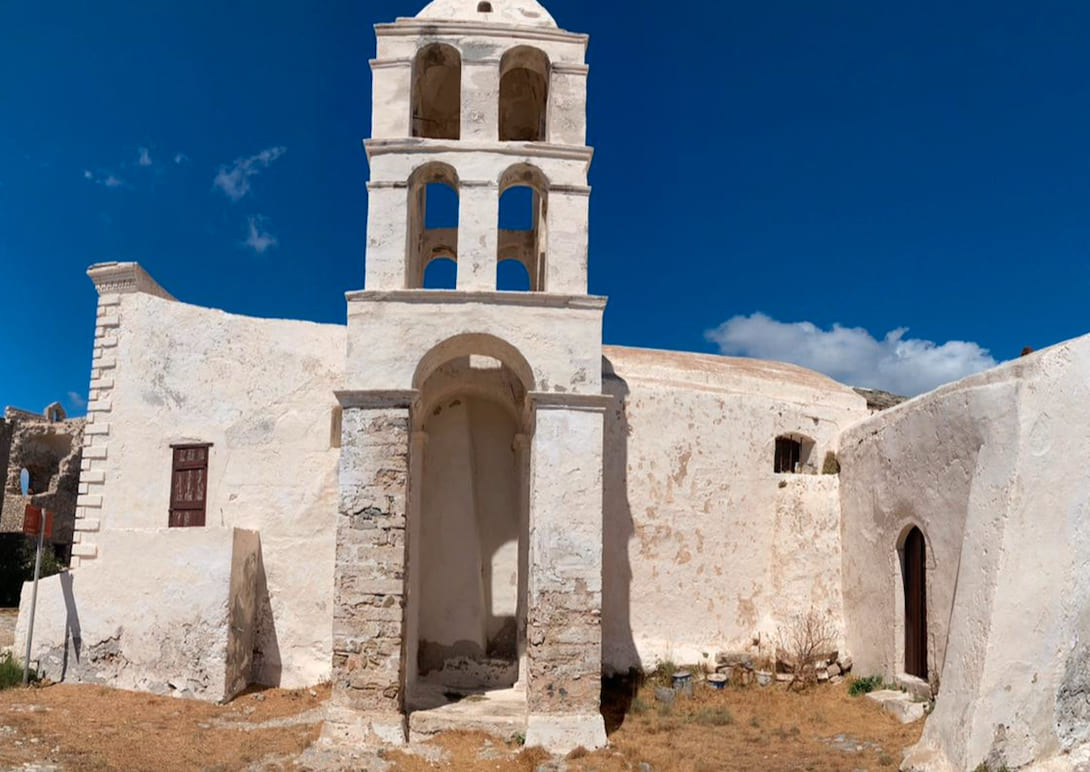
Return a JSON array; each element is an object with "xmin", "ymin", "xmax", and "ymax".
[{"xmin": 169, "ymin": 444, "xmax": 210, "ymax": 528}]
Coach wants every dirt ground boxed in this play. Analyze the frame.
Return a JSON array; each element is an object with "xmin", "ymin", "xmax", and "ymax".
[
  {"xmin": 0, "ymin": 677, "xmax": 923, "ymax": 771},
  {"xmin": 0, "ymin": 683, "xmax": 328, "ymax": 771}
]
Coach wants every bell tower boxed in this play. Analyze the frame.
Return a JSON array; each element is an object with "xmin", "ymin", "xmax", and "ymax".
[
  {"xmin": 363, "ymin": 0, "xmax": 592, "ymax": 295},
  {"xmin": 330, "ymin": 0, "xmax": 608, "ymax": 754}
]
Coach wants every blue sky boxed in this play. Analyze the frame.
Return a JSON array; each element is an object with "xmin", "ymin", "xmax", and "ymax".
[{"xmin": 1, "ymin": 0, "xmax": 1088, "ymax": 414}]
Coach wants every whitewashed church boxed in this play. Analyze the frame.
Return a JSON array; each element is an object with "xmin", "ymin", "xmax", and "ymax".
[{"xmin": 15, "ymin": 1, "xmax": 1090, "ymax": 768}]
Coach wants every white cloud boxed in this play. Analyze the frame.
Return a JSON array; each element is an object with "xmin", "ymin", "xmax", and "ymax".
[
  {"xmin": 83, "ymin": 169, "xmax": 129, "ymax": 189},
  {"xmin": 137, "ymin": 146, "xmax": 152, "ymax": 167},
  {"xmin": 214, "ymin": 146, "xmax": 286, "ymax": 202},
  {"xmin": 243, "ymin": 215, "xmax": 278, "ymax": 255},
  {"xmin": 67, "ymin": 391, "xmax": 87, "ymax": 410},
  {"xmin": 173, "ymin": 152, "xmax": 190, "ymax": 166},
  {"xmin": 705, "ymin": 312, "xmax": 999, "ymax": 396}
]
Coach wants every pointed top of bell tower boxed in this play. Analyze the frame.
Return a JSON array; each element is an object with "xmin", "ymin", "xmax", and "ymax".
[{"xmin": 415, "ymin": 0, "xmax": 558, "ymax": 29}]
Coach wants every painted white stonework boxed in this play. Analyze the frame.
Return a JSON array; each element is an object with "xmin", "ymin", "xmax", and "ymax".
[
  {"xmin": 841, "ymin": 335, "xmax": 1090, "ymax": 771},
  {"xmin": 602, "ymin": 347, "xmax": 867, "ymax": 671},
  {"xmin": 15, "ymin": 1, "xmax": 1090, "ymax": 766},
  {"xmin": 16, "ymin": 528, "xmax": 260, "ymax": 701}
]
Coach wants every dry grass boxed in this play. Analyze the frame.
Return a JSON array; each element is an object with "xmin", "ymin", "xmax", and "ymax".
[
  {"xmin": 0, "ymin": 676, "xmax": 922, "ymax": 771},
  {"xmin": 386, "ymin": 678, "xmax": 923, "ymax": 771},
  {"xmin": 0, "ymin": 681, "xmax": 329, "ymax": 771}
]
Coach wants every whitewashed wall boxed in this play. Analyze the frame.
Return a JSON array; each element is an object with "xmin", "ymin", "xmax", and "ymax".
[
  {"xmin": 602, "ymin": 346, "xmax": 868, "ymax": 671},
  {"xmin": 50, "ymin": 291, "xmax": 345, "ymax": 690},
  {"xmin": 841, "ymin": 334, "xmax": 1090, "ymax": 771}
]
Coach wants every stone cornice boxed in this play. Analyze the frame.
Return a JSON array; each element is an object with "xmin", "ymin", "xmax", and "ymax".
[
  {"xmin": 370, "ymin": 57, "xmax": 412, "ymax": 70},
  {"xmin": 364, "ymin": 137, "xmax": 594, "ymax": 165},
  {"xmin": 345, "ymin": 289, "xmax": 607, "ymax": 311},
  {"xmin": 529, "ymin": 391, "xmax": 614, "ymax": 412},
  {"xmin": 87, "ymin": 262, "xmax": 175, "ymax": 301},
  {"xmin": 336, "ymin": 390, "xmax": 419, "ymax": 410},
  {"xmin": 371, "ymin": 58, "xmax": 586, "ymax": 76},
  {"xmin": 377, "ymin": 19, "xmax": 589, "ymax": 48},
  {"xmin": 552, "ymin": 63, "xmax": 589, "ymax": 76}
]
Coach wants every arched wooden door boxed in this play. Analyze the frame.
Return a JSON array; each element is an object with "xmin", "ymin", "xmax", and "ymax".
[{"xmin": 903, "ymin": 527, "xmax": 928, "ymax": 679}]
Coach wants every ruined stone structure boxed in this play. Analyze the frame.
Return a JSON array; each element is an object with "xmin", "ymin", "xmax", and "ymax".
[
  {"xmin": 0, "ymin": 405, "xmax": 84, "ymax": 553},
  {"xmin": 13, "ymin": 1, "xmax": 1090, "ymax": 769}
]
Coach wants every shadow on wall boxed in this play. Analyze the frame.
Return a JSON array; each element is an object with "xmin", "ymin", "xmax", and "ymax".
[
  {"xmin": 251, "ymin": 547, "xmax": 282, "ymax": 687},
  {"xmin": 601, "ymin": 357, "xmax": 640, "ymax": 733},
  {"xmin": 59, "ymin": 570, "xmax": 81, "ymax": 680}
]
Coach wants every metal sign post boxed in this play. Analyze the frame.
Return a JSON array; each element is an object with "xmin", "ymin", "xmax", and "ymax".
[{"xmin": 19, "ymin": 468, "xmax": 45, "ymax": 686}]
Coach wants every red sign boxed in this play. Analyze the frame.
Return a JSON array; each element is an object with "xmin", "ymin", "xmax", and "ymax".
[{"xmin": 22, "ymin": 506, "xmax": 53, "ymax": 539}]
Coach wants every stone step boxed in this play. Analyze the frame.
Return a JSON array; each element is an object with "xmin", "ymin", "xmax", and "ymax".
[{"xmin": 408, "ymin": 689, "xmax": 528, "ymax": 744}]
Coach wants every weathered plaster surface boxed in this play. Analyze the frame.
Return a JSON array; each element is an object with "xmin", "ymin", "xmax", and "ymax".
[
  {"xmin": 15, "ymin": 528, "xmax": 259, "ymax": 702},
  {"xmin": 602, "ymin": 346, "xmax": 867, "ymax": 671},
  {"xmin": 78, "ymin": 289, "xmax": 344, "ymax": 689},
  {"xmin": 841, "ymin": 335, "xmax": 1090, "ymax": 771}
]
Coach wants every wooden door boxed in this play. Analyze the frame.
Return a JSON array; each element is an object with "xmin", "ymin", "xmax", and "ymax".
[
  {"xmin": 903, "ymin": 527, "xmax": 928, "ymax": 679},
  {"xmin": 169, "ymin": 445, "xmax": 210, "ymax": 528}
]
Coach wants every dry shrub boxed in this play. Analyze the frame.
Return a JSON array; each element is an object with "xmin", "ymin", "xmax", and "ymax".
[{"xmin": 778, "ymin": 608, "xmax": 837, "ymax": 691}]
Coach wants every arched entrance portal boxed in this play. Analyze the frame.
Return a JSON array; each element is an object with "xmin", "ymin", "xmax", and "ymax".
[
  {"xmin": 902, "ymin": 526, "xmax": 928, "ymax": 679},
  {"xmin": 405, "ymin": 342, "xmax": 532, "ymax": 706}
]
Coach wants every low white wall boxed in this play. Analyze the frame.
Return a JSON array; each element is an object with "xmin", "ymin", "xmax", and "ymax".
[
  {"xmin": 15, "ymin": 528, "xmax": 254, "ymax": 701},
  {"xmin": 602, "ymin": 346, "xmax": 868, "ymax": 671},
  {"xmin": 87, "ymin": 292, "xmax": 345, "ymax": 688},
  {"xmin": 841, "ymin": 334, "xmax": 1090, "ymax": 770}
]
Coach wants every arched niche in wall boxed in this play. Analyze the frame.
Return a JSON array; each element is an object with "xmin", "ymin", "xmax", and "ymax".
[
  {"xmin": 412, "ymin": 43, "xmax": 461, "ymax": 140},
  {"xmin": 406, "ymin": 333, "xmax": 535, "ymax": 697},
  {"xmin": 499, "ymin": 46, "xmax": 549, "ymax": 142}
]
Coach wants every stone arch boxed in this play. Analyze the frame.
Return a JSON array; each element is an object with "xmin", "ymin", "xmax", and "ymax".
[
  {"xmin": 407, "ymin": 162, "xmax": 460, "ymax": 289},
  {"xmin": 499, "ymin": 46, "xmax": 549, "ymax": 142},
  {"xmin": 412, "ymin": 333, "xmax": 535, "ymax": 394},
  {"xmin": 498, "ymin": 164, "xmax": 548, "ymax": 291},
  {"xmin": 406, "ymin": 333, "xmax": 534, "ymax": 702},
  {"xmin": 412, "ymin": 43, "xmax": 461, "ymax": 140}
]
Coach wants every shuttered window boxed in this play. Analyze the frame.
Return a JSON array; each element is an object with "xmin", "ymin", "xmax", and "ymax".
[{"xmin": 169, "ymin": 444, "xmax": 211, "ymax": 528}]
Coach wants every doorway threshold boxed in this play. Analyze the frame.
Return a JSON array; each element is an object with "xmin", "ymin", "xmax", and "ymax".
[{"xmin": 407, "ymin": 684, "xmax": 528, "ymax": 744}]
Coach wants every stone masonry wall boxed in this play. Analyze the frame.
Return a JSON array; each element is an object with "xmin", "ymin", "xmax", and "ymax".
[
  {"xmin": 331, "ymin": 401, "xmax": 411, "ymax": 720},
  {"xmin": 0, "ymin": 418, "xmax": 10, "ymax": 519},
  {"xmin": 71, "ymin": 291, "xmax": 121, "ymax": 568}
]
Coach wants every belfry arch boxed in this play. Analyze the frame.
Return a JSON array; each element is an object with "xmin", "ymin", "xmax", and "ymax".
[
  {"xmin": 499, "ymin": 46, "xmax": 549, "ymax": 142},
  {"xmin": 412, "ymin": 43, "xmax": 461, "ymax": 140},
  {"xmin": 407, "ymin": 162, "xmax": 460, "ymax": 289},
  {"xmin": 498, "ymin": 164, "xmax": 548, "ymax": 291}
]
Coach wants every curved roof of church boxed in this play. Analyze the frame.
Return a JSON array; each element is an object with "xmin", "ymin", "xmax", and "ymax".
[
  {"xmin": 416, "ymin": 0, "xmax": 558, "ymax": 28},
  {"xmin": 603, "ymin": 345, "xmax": 866, "ymax": 406}
]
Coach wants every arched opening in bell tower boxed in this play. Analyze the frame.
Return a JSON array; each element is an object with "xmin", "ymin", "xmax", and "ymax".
[
  {"xmin": 497, "ymin": 164, "xmax": 547, "ymax": 291},
  {"xmin": 405, "ymin": 335, "xmax": 534, "ymax": 707},
  {"xmin": 412, "ymin": 43, "xmax": 461, "ymax": 140},
  {"xmin": 407, "ymin": 162, "xmax": 460, "ymax": 289},
  {"xmin": 499, "ymin": 46, "xmax": 549, "ymax": 142}
]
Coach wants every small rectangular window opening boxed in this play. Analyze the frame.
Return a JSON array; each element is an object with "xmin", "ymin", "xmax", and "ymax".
[
  {"xmin": 169, "ymin": 444, "xmax": 211, "ymax": 528},
  {"xmin": 774, "ymin": 437, "xmax": 802, "ymax": 474},
  {"xmin": 478, "ymin": 2, "xmax": 493, "ymax": 11}
]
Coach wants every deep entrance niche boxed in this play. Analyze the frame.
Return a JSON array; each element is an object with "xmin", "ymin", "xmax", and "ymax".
[
  {"xmin": 902, "ymin": 527, "xmax": 928, "ymax": 679},
  {"xmin": 407, "ymin": 350, "xmax": 530, "ymax": 704}
]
